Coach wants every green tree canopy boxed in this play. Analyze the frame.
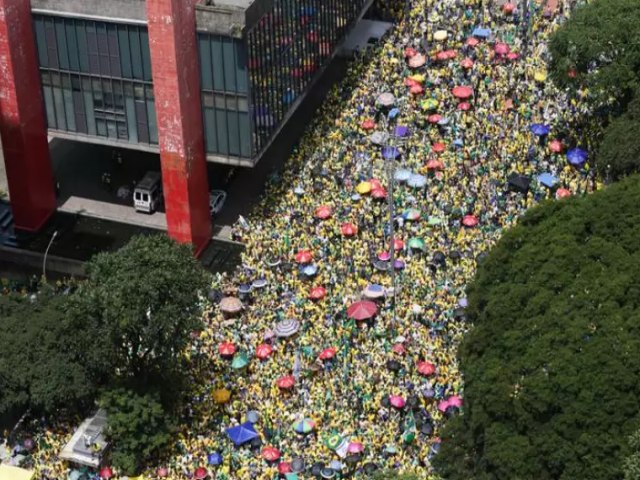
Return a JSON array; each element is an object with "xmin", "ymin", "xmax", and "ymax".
[
  {"xmin": 624, "ymin": 428, "xmax": 640, "ymax": 480},
  {"xmin": 67, "ymin": 234, "xmax": 208, "ymax": 383},
  {"xmin": 434, "ymin": 176, "xmax": 640, "ymax": 479}
]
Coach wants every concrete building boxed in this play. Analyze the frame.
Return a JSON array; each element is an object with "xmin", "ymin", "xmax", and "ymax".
[{"xmin": 0, "ymin": 0, "xmax": 372, "ymax": 254}]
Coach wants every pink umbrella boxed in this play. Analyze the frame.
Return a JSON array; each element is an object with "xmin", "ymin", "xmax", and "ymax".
[
  {"xmin": 503, "ymin": 2, "xmax": 515, "ymax": 13},
  {"xmin": 100, "ymin": 467, "xmax": 114, "ymax": 479},
  {"xmin": 369, "ymin": 178, "xmax": 383, "ymax": 190},
  {"xmin": 404, "ymin": 47, "xmax": 417, "ymax": 58},
  {"xmin": 410, "ymin": 84, "xmax": 424, "ymax": 95},
  {"xmin": 348, "ymin": 441, "xmax": 364, "ymax": 454},
  {"xmin": 435, "ymin": 51, "xmax": 449, "ymax": 61},
  {"xmin": 428, "ymin": 114, "xmax": 443, "ymax": 124},
  {"xmin": 262, "ymin": 446, "xmax": 281, "ymax": 462},
  {"xmin": 426, "ymin": 159, "xmax": 444, "ymax": 171},
  {"xmin": 417, "ymin": 361, "xmax": 436, "ymax": 376},
  {"xmin": 256, "ymin": 343, "xmax": 273, "ymax": 360},
  {"xmin": 276, "ymin": 375, "xmax": 296, "ymax": 390},
  {"xmin": 309, "ymin": 286, "xmax": 327, "ymax": 300},
  {"xmin": 393, "ymin": 238, "xmax": 405, "ymax": 250},
  {"xmin": 462, "ymin": 215, "xmax": 478, "ymax": 227},
  {"xmin": 549, "ymin": 139, "xmax": 563, "ymax": 153},
  {"xmin": 372, "ymin": 188, "xmax": 387, "ymax": 199},
  {"xmin": 460, "ymin": 57, "xmax": 474, "ymax": 69},
  {"xmin": 389, "ymin": 395, "xmax": 406, "ymax": 409},
  {"xmin": 556, "ymin": 188, "xmax": 572, "ymax": 199},
  {"xmin": 378, "ymin": 251, "xmax": 391, "ymax": 261},
  {"xmin": 347, "ymin": 300, "xmax": 378, "ymax": 321},
  {"xmin": 444, "ymin": 49, "xmax": 457, "ymax": 59},
  {"xmin": 404, "ymin": 77, "xmax": 418, "ymax": 87},
  {"xmin": 457, "ymin": 102, "xmax": 471, "ymax": 111},
  {"xmin": 319, "ymin": 347, "xmax": 337, "ymax": 360},
  {"xmin": 494, "ymin": 42, "xmax": 510, "ymax": 55},
  {"xmin": 218, "ymin": 341, "xmax": 236, "ymax": 357},
  {"xmin": 157, "ymin": 467, "xmax": 169, "ymax": 478},
  {"xmin": 315, "ymin": 205, "xmax": 332, "ymax": 219},
  {"xmin": 408, "ymin": 54, "xmax": 426, "ymax": 68},
  {"xmin": 432, "ymin": 142, "xmax": 446, "ymax": 153},
  {"xmin": 341, "ymin": 222, "xmax": 358, "ymax": 237},
  {"xmin": 194, "ymin": 467, "xmax": 208, "ymax": 480},
  {"xmin": 392, "ymin": 343, "xmax": 406, "ymax": 355},
  {"xmin": 452, "ymin": 86, "xmax": 473, "ymax": 99},
  {"xmin": 507, "ymin": 52, "xmax": 520, "ymax": 61},
  {"xmin": 466, "ymin": 37, "xmax": 479, "ymax": 47},
  {"xmin": 295, "ymin": 250, "xmax": 313, "ymax": 264},
  {"xmin": 437, "ymin": 400, "xmax": 450, "ymax": 412},
  {"xmin": 448, "ymin": 395, "xmax": 463, "ymax": 408},
  {"xmin": 361, "ymin": 119, "xmax": 376, "ymax": 130}
]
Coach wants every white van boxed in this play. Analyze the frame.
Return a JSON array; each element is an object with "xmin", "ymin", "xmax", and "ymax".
[{"xmin": 133, "ymin": 171, "xmax": 163, "ymax": 213}]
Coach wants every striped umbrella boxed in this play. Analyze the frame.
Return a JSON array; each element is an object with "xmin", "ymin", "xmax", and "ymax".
[
  {"xmin": 219, "ymin": 297, "xmax": 243, "ymax": 313},
  {"xmin": 275, "ymin": 319, "xmax": 300, "ymax": 337},
  {"xmin": 292, "ymin": 418, "xmax": 316, "ymax": 434}
]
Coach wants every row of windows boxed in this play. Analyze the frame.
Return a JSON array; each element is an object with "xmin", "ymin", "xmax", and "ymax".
[{"xmin": 197, "ymin": 34, "xmax": 248, "ymax": 94}]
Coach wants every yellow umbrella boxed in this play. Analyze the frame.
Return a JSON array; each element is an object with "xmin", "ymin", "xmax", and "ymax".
[
  {"xmin": 213, "ymin": 388, "xmax": 231, "ymax": 404},
  {"xmin": 534, "ymin": 71, "xmax": 547, "ymax": 82},
  {"xmin": 409, "ymin": 74, "xmax": 426, "ymax": 83},
  {"xmin": 420, "ymin": 99, "xmax": 439, "ymax": 111},
  {"xmin": 356, "ymin": 181, "xmax": 372, "ymax": 194},
  {"xmin": 434, "ymin": 30, "xmax": 448, "ymax": 41}
]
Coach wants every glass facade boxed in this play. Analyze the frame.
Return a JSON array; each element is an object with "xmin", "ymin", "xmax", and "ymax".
[
  {"xmin": 33, "ymin": 15, "xmax": 158, "ymax": 146},
  {"xmin": 247, "ymin": 0, "xmax": 369, "ymax": 153},
  {"xmin": 197, "ymin": 34, "xmax": 252, "ymax": 158}
]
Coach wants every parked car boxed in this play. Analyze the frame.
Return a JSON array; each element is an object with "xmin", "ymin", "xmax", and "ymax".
[{"xmin": 209, "ymin": 190, "xmax": 227, "ymax": 216}]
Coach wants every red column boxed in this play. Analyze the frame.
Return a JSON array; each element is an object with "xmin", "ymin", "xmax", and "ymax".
[
  {"xmin": 0, "ymin": 0, "xmax": 56, "ymax": 231},
  {"xmin": 146, "ymin": 0, "xmax": 211, "ymax": 256}
]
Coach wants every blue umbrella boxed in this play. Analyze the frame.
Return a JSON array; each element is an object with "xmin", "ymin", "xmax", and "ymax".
[
  {"xmin": 238, "ymin": 284, "xmax": 252, "ymax": 294},
  {"xmin": 394, "ymin": 125, "xmax": 410, "ymax": 137},
  {"xmin": 530, "ymin": 123, "xmax": 551, "ymax": 137},
  {"xmin": 208, "ymin": 452, "xmax": 223, "ymax": 466},
  {"xmin": 388, "ymin": 108, "xmax": 400, "ymax": 119},
  {"xmin": 382, "ymin": 146, "xmax": 401, "ymax": 160},
  {"xmin": 302, "ymin": 264, "xmax": 318, "ymax": 276},
  {"xmin": 566, "ymin": 147, "xmax": 588, "ymax": 166},
  {"xmin": 226, "ymin": 422, "xmax": 259, "ymax": 446},
  {"xmin": 407, "ymin": 174, "xmax": 427, "ymax": 188},
  {"xmin": 394, "ymin": 168, "xmax": 412, "ymax": 182},
  {"xmin": 453, "ymin": 138, "xmax": 464, "ymax": 147},
  {"xmin": 472, "ymin": 27, "xmax": 491, "ymax": 38},
  {"xmin": 438, "ymin": 117, "xmax": 450, "ymax": 126},
  {"xmin": 537, "ymin": 172, "xmax": 558, "ymax": 188}
]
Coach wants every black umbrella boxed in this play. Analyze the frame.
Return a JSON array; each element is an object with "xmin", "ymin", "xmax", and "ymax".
[
  {"xmin": 345, "ymin": 453, "xmax": 362, "ymax": 466},
  {"xmin": 311, "ymin": 462, "xmax": 324, "ymax": 477},
  {"xmin": 507, "ymin": 172, "xmax": 530, "ymax": 193},
  {"xmin": 433, "ymin": 251, "xmax": 446, "ymax": 266},
  {"xmin": 249, "ymin": 436, "xmax": 262, "ymax": 449},
  {"xmin": 372, "ymin": 259, "xmax": 390, "ymax": 271},
  {"xmin": 363, "ymin": 463, "xmax": 378, "ymax": 474},
  {"xmin": 421, "ymin": 422, "xmax": 434, "ymax": 435},
  {"xmin": 380, "ymin": 396, "xmax": 391, "ymax": 408},
  {"xmin": 291, "ymin": 457, "xmax": 305, "ymax": 473},
  {"xmin": 386, "ymin": 359, "xmax": 403, "ymax": 372},
  {"xmin": 208, "ymin": 289, "xmax": 222, "ymax": 303}
]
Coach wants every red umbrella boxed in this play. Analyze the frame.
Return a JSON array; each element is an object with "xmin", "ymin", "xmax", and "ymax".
[
  {"xmin": 218, "ymin": 341, "xmax": 236, "ymax": 357},
  {"xmin": 276, "ymin": 375, "xmax": 296, "ymax": 389},
  {"xmin": 494, "ymin": 42, "xmax": 510, "ymax": 55},
  {"xmin": 417, "ymin": 360, "xmax": 436, "ymax": 376},
  {"xmin": 394, "ymin": 238, "xmax": 405, "ymax": 251},
  {"xmin": 295, "ymin": 250, "xmax": 313, "ymax": 264},
  {"xmin": 435, "ymin": 51, "xmax": 449, "ymax": 61},
  {"xmin": 315, "ymin": 205, "xmax": 332, "ymax": 219},
  {"xmin": 410, "ymin": 84, "xmax": 424, "ymax": 95},
  {"xmin": 361, "ymin": 119, "xmax": 376, "ymax": 130},
  {"xmin": 556, "ymin": 188, "xmax": 572, "ymax": 199},
  {"xmin": 428, "ymin": 114, "xmax": 443, "ymax": 124},
  {"xmin": 392, "ymin": 343, "xmax": 406, "ymax": 355},
  {"xmin": 278, "ymin": 462, "xmax": 292, "ymax": 474},
  {"xmin": 404, "ymin": 77, "xmax": 418, "ymax": 87},
  {"xmin": 404, "ymin": 47, "xmax": 417, "ymax": 58},
  {"xmin": 100, "ymin": 467, "xmax": 114, "ymax": 479},
  {"xmin": 347, "ymin": 300, "xmax": 378, "ymax": 321},
  {"xmin": 341, "ymin": 222, "xmax": 358, "ymax": 237},
  {"xmin": 460, "ymin": 57, "xmax": 474, "ymax": 69},
  {"xmin": 506, "ymin": 52, "xmax": 520, "ymax": 61},
  {"xmin": 549, "ymin": 139, "xmax": 563, "ymax": 153},
  {"xmin": 432, "ymin": 142, "xmax": 446, "ymax": 153},
  {"xmin": 389, "ymin": 395, "xmax": 406, "ymax": 409},
  {"xmin": 452, "ymin": 86, "xmax": 473, "ymax": 99},
  {"xmin": 309, "ymin": 286, "xmax": 326, "ymax": 300},
  {"xmin": 502, "ymin": 2, "xmax": 515, "ymax": 13},
  {"xmin": 378, "ymin": 251, "xmax": 391, "ymax": 261},
  {"xmin": 427, "ymin": 159, "xmax": 444, "ymax": 170},
  {"xmin": 462, "ymin": 215, "xmax": 478, "ymax": 227},
  {"xmin": 371, "ymin": 188, "xmax": 387, "ymax": 199},
  {"xmin": 194, "ymin": 467, "xmax": 208, "ymax": 480},
  {"xmin": 369, "ymin": 178, "xmax": 383, "ymax": 190},
  {"xmin": 457, "ymin": 102, "xmax": 471, "ymax": 111},
  {"xmin": 319, "ymin": 347, "xmax": 337, "ymax": 360},
  {"xmin": 262, "ymin": 446, "xmax": 281, "ymax": 462},
  {"xmin": 444, "ymin": 49, "xmax": 457, "ymax": 59},
  {"xmin": 256, "ymin": 343, "xmax": 273, "ymax": 360},
  {"xmin": 466, "ymin": 37, "xmax": 479, "ymax": 47}
]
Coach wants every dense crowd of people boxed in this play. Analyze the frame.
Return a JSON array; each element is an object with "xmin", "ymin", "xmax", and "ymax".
[{"xmin": 13, "ymin": 0, "xmax": 601, "ymax": 478}]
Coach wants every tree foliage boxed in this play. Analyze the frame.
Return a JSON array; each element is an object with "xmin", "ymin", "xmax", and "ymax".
[
  {"xmin": 548, "ymin": 0, "xmax": 640, "ymax": 109},
  {"xmin": 100, "ymin": 388, "xmax": 175, "ymax": 476},
  {"xmin": 68, "ymin": 234, "xmax": 207, "ymax": 382},
  {"xmin": 434, "ymin": 176, "xmax": 640, "ymax": 480},
  {"xmin": 624, "ymin": 428, "xmax": 640, "ymax": 480},
  {"xmin": 595, "ymin": 97, "xmax": 640, "ymax": 180}
]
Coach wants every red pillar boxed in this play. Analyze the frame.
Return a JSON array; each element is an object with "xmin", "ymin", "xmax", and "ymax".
[
  {"xmin": 0, "ymin": 0, "xmax": 56, "ymax": 231},
  {"xmin": 146, "ymin": 0, "xmax": 212, "ymax": 256}
]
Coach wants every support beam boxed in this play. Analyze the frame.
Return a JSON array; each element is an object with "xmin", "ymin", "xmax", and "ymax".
[
  {"xmin": 146, "ymin": 0, "xmax": 212, "ymax": 256},
  {"xmin": 0, "ymin": 0, "xmax": 56, "ymax": 231}
]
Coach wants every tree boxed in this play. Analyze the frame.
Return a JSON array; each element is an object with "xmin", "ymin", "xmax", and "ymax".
[
  {"xmin": 548, "ymin": 0, "xmax": 640, "ymax": 109},
  {"xmin": 372, "ymin": 471, "xmax": 420, "ymax": 480},
  {"xmin": 67, "ymin": 234, "xmax": 208, "ymax": 383},
  {"xmin": 595, "ymin": 97, "xmax": 640, "ymax": 179},
  {"xmin": 624, "ymin": 428, "xmax": 640, "ymax": 480},
  {"xmin": 434, "ymin": 176, "xmax": 640, "ymax": 480},
  {"xmin": 100, "ymin": 388, "xmax": 175, "ymax": 476}
]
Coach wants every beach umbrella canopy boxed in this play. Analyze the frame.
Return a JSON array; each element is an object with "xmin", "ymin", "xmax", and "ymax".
[
  {"xmin": 319, "ymin": 347, "xmax": 337, "ymax": 360},
  {"xmin": 371, "ymin": 187, "xmax": 387, "ymax": 199},
  {"xmin": 262, "ymin": 446, "xmax": 281, "ymax": 462},
  {"xmin": 436, "ymin": 51, "xmax": 449, "ymax": 61},
  {"xmin": 428, "ymin": 113, "xmax": 443, "ymax": 124},
  {"xmin": 549, "ymin": 139, "xmax": 563, "ymax": 153},
  {"xmin": 291, "ymin": 458, "xmax": 305, "ymax": 473},
  {"xmin": 408, "ymin": 237, "xmax": 426, "ymax": 250},
  {"xmin": 388, "ymin": 108, "xmax": 400, "ymax": 119},
  {"xmin": 462, "ymin": 215, "xmax": 479, "ymax": 227},
  {"xmin": 534, "ymin": 71, "xmax": 547, "ymax": 82},
  {"xmin": 567, "ymin": 147, "xmax": 588, "ymax": 166},
  {"xmin": 231, "ymin": 352, "xmax": 249, "ymax": 369},
  {"xmin": 238, "ymin": 283, "xmax": 252, "ymax": 295},
  {"xmin": 356, "ymin": 181, "xmax": 372, "ymax": 194},
  {"xmin": 347, "ymin": 300, "xmax": 378, "ymax": 320},
  {"xmin": 275, "ymin": 319, "xmax": 300, "ymax": 337},
  {"xmin": 402, "ymin": 208, "xmax": 421, "ymax": 221},
  {"xmin": 494, "ymin": 42, "xmax": 510, "ymax": 55},
  {"xmin": 276, "ymin": 375, "xmax": 296, "ymax": 389},
  {"xmin": 376, "ymin": 92, "xmax": 395, "ymax": 106},
  {"xmin": 220, "ymin": 297, "xmax": 243, "ymax": 313},
  {"xmin": 315, "ymin": 205, "xmax": 332, "ymax": 219},
  {"xmin": 389, "ymin": 395, "xmax": 406, "ymax": 409},
  {"xmin": 426, "ymin": 159, "xmax": 444, "ymax": 170},
  {"xmin": 378, "ymin": 250, "xmax": 391, "ymax": 261},
  {"xmin": 507, "ymin": 51, "xmax": 520, "ymax": 61},
  {"xmin": 340, "ymin": 222, "xmax": 357, "ymax": 237},
  {"xmin": 321, "ymin": 468, "xmax": 336, "ymax": 479},
  {"xmin": 394, "ymin": 259, "xmax": 405, "ymax": 270},
  {"xmin": 382, "ymin": 146, "xmax": 401, "ymax": 160},
  {"xmin": 208, "ymin": 452, "xmax": 223, "ymax": 466},
  {"xmin": 530, "ymin": 123, "xmax": 551, "ymax": 136},
  {"xmin": 394, "ymin": 125, "xmax": 410, "ymax": 137},
  {"xmin": 537, "ymin": 172, "xmax": 558, "ymax": 188},
  {"xmin": 417, "ymin": 361, "xmax": 436, "ymax": 376},
  {"xmin": 294, "ymin": 250, "xmax": 313, "ymax": 263},
  {"xmin": 309, "ymin": 286, "xmax": 327, "ymax": 300},
  {"xmin": 256, "ymin": 343, "xmax": 273, "ymax": 360},
  {"xmin": 326, "ymin": 433, "xmax": 346, "ymax": 451},
  {"xmin": 302, "ymin": 264, "xmax": 318, "ymax": 276},
  {"xmin": 252, "ymin": 278, "xmax": 267, "ymax": 289},
  {"xmin": 452, "ymin": 86, "xmax": 473, "ymax": 99},
  {"xmin": 556, "ymin": 188, "xmax": 572, "ymax": 199},
  {"xmin": 292, "ymin": 418, "xmax": 316, "ymax": 434},
  {"xmin": 392, "ymin": 343, "xmax": 406, "ymax": 355},
  {"xmin": 226, "ymin": 422, "xmax": 259, "ymax": 446},
  {"xmin": 363, "ymin": 284, "xmax": 386, "ymax": 299},
  {"xmin": 194, "ymin": 467, "xmax": 208, "ymax": 480},
  {"xmin": 404, "ymin": 47, "xmax": 417, "ymax": 57},
  {"xmin": 278, "ymin": 462, "xmax": 292, "ymax": 475},
  {"xmin": 218, "ymin": 341, "xmax": 236, "ymax": 357},
  {"xmin": 503, "ymin": 2, "xmax": 516, "ymax": 12},
  {"xmin": 432, "ymin": 142, "xmax": 446, "ymax": 153},
  {"xmin": 407, "ymin": 174, "xmax": 427, "ymax": 188},
  {"xmin": 466, "ymin": 36, "xmax": 479, "ymax": 47},
  {"xmin": 472, "ymin": 27, "xmax": 491, "ymax": 38},
  {"xmin": 213, "ymin": 388, "xmax": 231, "ymax": 404},
  {"xmin": 100, "ymin": 467, "xmax": 114, "ymax": 479},
  {"xmin": 457, "ymin": 101, "xmax": 471, "ymax": 111},
  {"xmin": 361, "ymin": 119, "xmax": 375, "ymax": 130},
  {"xmin": 460, "ymin": 57, "xmax": 474, "ymax": 69},
  {"xmin": 433, "ymin": 30, "xmax": 448, "ymax": 41},
  {"xmin": 394, "ymin": 168, "xmax": 412, "ymax": 182},
  {"xmin": 157, "ymin": 467, "xmax": 169, "ymax": 478},
  {"xmin": 448, "ymin": 395, "xmax": 463, "ymax": 408}
]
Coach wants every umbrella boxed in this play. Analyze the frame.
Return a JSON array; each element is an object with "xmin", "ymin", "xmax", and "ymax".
[
  {"xmin": 530, "ymin": 123, "xmax": 550, "ymax": 136},
  {"xmin": 256, "ymin": 343, "xmax": 273, "ymax": 360},
  {"xmin": 347, "ymin": 300, "xmax": 378, "ymax": 320},
  {"xmin": 292, "ymin": 418, "xmax": 316, "ymax": 434},
  {"xmin": 459, "ymin": 297, "xmax": 468, "ymax": 307},
  {"xmin": 435, "ymin": 51, "xmax": 449, "ymax": 61},
  {"xmin": 369, "ymin": 131, "xmax": 389, "ymax": 145},
  {"xmin": 262, "ymin": 446, "xmax": 281, "ymax": 462},
  {"xmin": 428, "ymin": 113, "xmax": 443, "ymax": 124},
  {"xmin": 389, "ymin": 395, "xmax": 406, "ymax": 409},
  {"xmin": 356, "ymin": 181, "xmax": 372, "ymax": 194},
  {"xmin": 472, "ymin": 27, "xmax": 491, "ymax": 38},
  {"xmin": 434, "ymin": 30, "xmax": 448, "ymax": 41},
  {"xmin": 403, "ymin": 208, "xmax": 421, "ymax": 221},
  {"xmin": 408, "ymin": 54, "xmax": 426, "ymax": 68},
  {"xmin": 494, "ymin": 42, "xmax": 510, "ymax": 55},
  {"xmin": 426, "ymin": 159, "xmax": 444, "ymax": 170},
  {"xmin": 231, "ymin": 352, "xmax": 249, "ymax": 369},
  {"xmin": 534, "ymin": 71, "xmax": 547, "ymax": 82},
  {"xmin": 275, "ymin": 319, "xmax": 300, "ymax": 337},
  {"xmin": 386, "ymin": 359, "xmax": 402, "ymax": 372},
  {"xmin": 208, "ymin": 452, "xmax": 223, "ymax": 466},
  {"xmin": 293, "ymin": 186, "xmax": 304, "ymax": 196},
  {"xmin": 321, "ymin": 468, "xmax": 336, "ymax": 479},
  {"xmin": 372, "ymin": 259, "xmax": 390, "ymax": 271},
  {"xmin": 363, "ymin": 284, "xmax": 386, "ymax": 299},
  {"xmin": 452, "ymin": 86, "xmax": 473, "ymax": 99},
  {"xmin": 226, "ymin": 422, "xmax": 259, "ymax": 446},
  {"xmin": 460, "ymin": 57, "xmax": 474, "ymax": 69},
  {"xmin": 507, "ymin": 172, "xmax": 530, "ymax": 193},
  {"xmin": 291, "ymin": 458, "xmax": 306, "ymax": 473},
  {"xmin": 567, "ymin": 147, "xmax": 588, "ymax": 166},
  {"xmin": 556, "ymin": 188, "xmax": 572, "ymax": 199},
  {"xmin": 252, "ymin": 278, "xmax": 267, "ymax": 289},
  {"xmin": 537, "ymin": 172, "xmax": 558, "ymax": 188},
  {"xmin": 433, "ymin": 251, "xmax": 446, "ymax": 265},
  {"xmin": 503, "ymin": 2, "xmax": 516, "ymax": 12},
  {"xmin": 276, "ymin": 375, "xmax": 296, "ymax": 389},
  {"xmin": 462, "ymin": 215, "xmax": 478, "ymax": 227},
  {"xmin": 100, "ymin": 467, "xmax": 114, "ymax": 479},
  {"xmin": 208, "ymin": 289, "xmax": 223, "ymax": 303},
  {"xmin": 438, "ymin": 400, "xmax": 450, "ymax": 412},
  {"xmin": 220, "ymin": 297, "xmax": 243, "ymax": 313},
  {"xmin": 319, "ymin": 347, "xmax": 337, "ymax": 360},
  {"xmin": 315, "ymin": 205, "xmax": 332, "ymax": 219},
  {"xmin": 376, "ymin": 92, "xmax": 395, "ymax": 106},
  {"xmin": 394, "ymin": 168, "xmax": 411, "ymax": 182},
  {"xmin": 394, "ymin": 125, "xmax": 410, "ymax": 137},
  {"xmin": 278, "ymin": 462, "xmax": 292, "ymax": 475},
  {"xmin": 507, "ymin": 51, "xmax": 520, "ymax": 60},
  {"xmin": 329, "ymin": 461, "xmax": 343, "ymax": 471},
  {"xmin": 382, "ymin": 146, "xmax": 401, "ymax": 160},
  {"xmin": 432, "ymin": 142, "xmax": 446, "ymax": 153},
  {"xmin": 438, "ymin": 117, "xmax": 450, "ymax": 126},
  {"xmin": 394, "ymin": 238, "xmax": 405, "ymax": 250},
  {"xmin": 394, "ymin": 260, "xmax": 405, "ymax": 270},
  {"xmin": 310, "ymin": 286, "xmax": 326, "ymax": 300},
  {"xmin": 340, "ymin": 223, "xmax": 357, "ymax": 237},
  {"xmin": 417, "ymin": 361, "xmax": 436, "ymax": 376},
  {"xmin": 457, "ymin": 102, "xmax": 471, "ymax": 111},
  {"xmin": 294, "ymin": 250, "xmax": 313, "ymax": 263},
  {"xmin": 238, "ymin": 283, "xmax": 252, "ymax": 295},
  {"xmin": 326, "ymin": 433, "xmax": 346, "ymax": 451},
  {"xmin": 404, "ymin": 47, "xmax": 417, "ymax": 57},
  {"xmin": 302, "ymin": 264, "xmax": 318, "ymax": 276},
  {"xmin": 421, "ymin": 98, "xmax": 439, "ymax": 111},
  {"xmin": 378, "ymin": 251, "xmax": 391, "ymax": 261},
  {"xmin": 388, "ymin": 108, "xmax": 400, "ymax": 119},
  {"xmin": 363, "ymin": 463, "xmax": 378, "ymax": 474},
  {"xmin": 361, "ymin": 119, "xmax": 375, "ymax": 130},
  {"xmin": 466, "ymin": 37, "xmax": 480, "ymax": 46},
  {"xmin": 392, "ymin": 343, "xmax": 406, "ymax": 355},
  {"xmin": 348, "ymin": 441, "xmax": 364, "ymax": 454},
  {"xmin": 448, "ymin": 395, "xmax": 463, "ymax": 408},
  {"xmin": 407, "ymin": 174, "xmax": 427, "ymax": 188},
  {"xmin": 371, "ymin": 188, "xmax": 387, "ymax": 199},
  {"xmin": 213, "ymin": 388, "xmax": 231, "ymax": 404},
  {"xmin": 194, "ymin": 467, "xmax": 208, "ymax": 480},
  {"xmin": 408, "ymin": 237, "xmax": 426, "ymax": 251},
  {"xmin": 246, "ymin": 410, "xmax": 260, "ymax": 423},
  {"xmin": 549, "ymin": 139, "xmax": 563, "ymax": 153},
  {"xmin": 218, "ymin": 341, "xmax": 236, "ymax": 357}
]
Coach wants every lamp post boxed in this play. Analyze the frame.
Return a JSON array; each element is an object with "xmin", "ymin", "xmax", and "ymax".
[{"xmin": 42, "ymin": 230, "xmax": 58, "ymax": 280}]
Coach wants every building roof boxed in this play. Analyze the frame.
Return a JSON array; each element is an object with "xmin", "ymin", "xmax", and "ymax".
[{"xmin": 207, "ymin": 0, "xmax": 256, "ymax": 9}]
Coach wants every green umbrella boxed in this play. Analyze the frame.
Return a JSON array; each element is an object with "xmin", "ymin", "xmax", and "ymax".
[
  {"xmin": 428, "ymin": 216, "xmax": 443, "ymax": 225},
  {"xmin": 408, "ymin": 237, "xmax": 426, "ymax": 250},
  {"xmin": 325, "ymin": 433, "xmax": 344, "ymax": 450},
  {"xmin": 285, "ymin": 474, "xmax": 299, "ymax": 480},
  {"xmin": 231, "ymin": 351, "xmax": 249, "ymax": 369}
]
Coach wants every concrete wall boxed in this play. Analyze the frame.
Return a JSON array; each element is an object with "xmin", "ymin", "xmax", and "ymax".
[
  {"xmin": 195, "ymin": 4, "xmax": 245, "ymax": 37},
  {"xmin": 30, "ymin": 0, "xmax": 147, "ymax": 23}
]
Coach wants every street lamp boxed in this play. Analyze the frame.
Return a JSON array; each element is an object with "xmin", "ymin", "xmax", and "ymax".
[{"xmin": 42, "ymin": 230, "xmax": 58, "ymax": 280}]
